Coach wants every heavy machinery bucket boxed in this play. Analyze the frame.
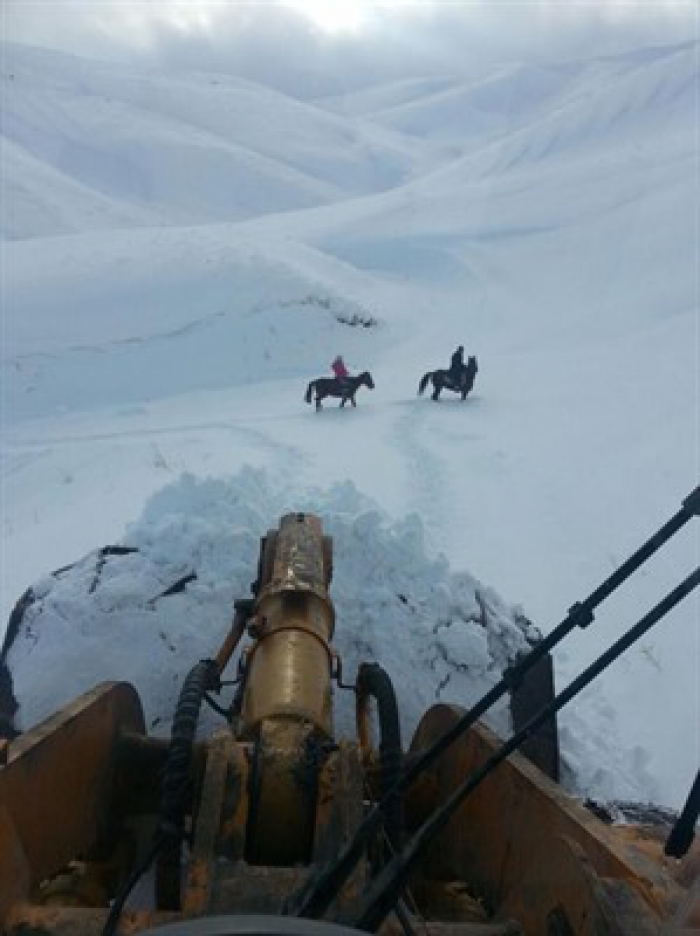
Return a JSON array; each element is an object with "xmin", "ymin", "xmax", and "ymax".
[
  {"xmin": 0, "ymin": 683, "xmax": 145, "ymax": 925},
  {"xmin": 406, "ymin": 703, "xmax": 694, "ymax": 935}
]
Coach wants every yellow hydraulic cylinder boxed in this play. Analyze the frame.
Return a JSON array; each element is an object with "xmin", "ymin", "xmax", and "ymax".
[
  {"xmin": 238, "ymin": 513, "xmax": 335, "ymax": 865},
  {"xmin": 239, "ymin": 513, "xmax": 335, "ymax": 739}
]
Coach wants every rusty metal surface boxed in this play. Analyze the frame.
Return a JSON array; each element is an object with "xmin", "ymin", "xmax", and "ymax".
[
  {"xmin": 182, "ymin": 735, "xmax": 251, "ymax": 918},
  {"xmin": 0, "ymin": 682, "xmax": 144, "ymax": 921},
  {"xmin": 266, "ymin": 514, "xmax": 329, "ymax": 597},
  {"xmin": 4, "ymin": 903, "xmax": 178, "ymax": 934},
  {"xmin": 313, "ymin": 742, "xmax": 364, "ymax": 862},
  {"xmin": 668, "ymin": 876, "xmax": 700, "ymax": 928},
  {"xmin": 408, "ymin": 879, "xmax": 490, "ymax": 923},
  {"xmin": 0, "ymin": 806, "xmax": 30, "ymax": 924},
  {"xmin": 182, "ymin": 737, "xmax": 368, "ymax": 919},
  {"xmin": 612, "ymin": 822, "xmax": 700, "ymax": 891},
  {"xmin": 207, "ymin": 866, "xmax": 309, "ymax": 916},
  {"xmin": 36, "ymin": 841, "xmax": 134, "ymax": 910},
  {"xmin": 183, "ymin": 733, "xmax": 234, "ymax": 917},
  {"xmin": 216, "ymin": 740, "xmax": 250, "ymax": 863},
  {"xmin": 379, "ymin": 923, "xmax": 522, "ymax": 936},
  {"xmin": 245, "ymin": 719, "xmax": 319, "ymax": 865},
  {"xmin": 312, "ymin": 741, "xmax": 368, "ymax": 920},
  {"xmin": 407, "ymin": 704, "xmax": 687, "ymax": 935}
]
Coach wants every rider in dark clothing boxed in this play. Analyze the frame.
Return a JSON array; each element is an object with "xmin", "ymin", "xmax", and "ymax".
[{"xmin": 449, "ymin": 345, "xmax": 465, "ymax": 384}]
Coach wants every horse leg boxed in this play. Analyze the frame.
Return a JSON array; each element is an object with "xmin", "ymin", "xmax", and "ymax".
[
  {"xmin": 351, "ymin": 395, "xmax": 356, "ymax": 407},
  {"xmin": 432, "ymin": 383, "xmax": 440, "ymax": 401},
  {"xmin": 316, "ymin": 395, "xmax": 322, "ymax": 411}
]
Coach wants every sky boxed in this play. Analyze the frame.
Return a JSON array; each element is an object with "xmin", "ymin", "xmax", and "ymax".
[{"xmin": 4, "ymin": 0, "xmax": 699, "ymax": 98}]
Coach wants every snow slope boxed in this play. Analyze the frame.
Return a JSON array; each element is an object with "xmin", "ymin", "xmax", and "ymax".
[
  {"xmin": 2, "ymin": 42, "xmax": 425, "ymax": 238},
  {"xmin": 1, "ymin": 39, "xmax": 698, "ymax": 808}
]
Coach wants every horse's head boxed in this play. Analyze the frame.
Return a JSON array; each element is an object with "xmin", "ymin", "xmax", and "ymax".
[
  {"xmin": 359, "ymin": 371, "xmax": 375, "ymax": 390},
  {"xmin": 467, "ymin": 356, "xmax": 478, "ymax": 374}
]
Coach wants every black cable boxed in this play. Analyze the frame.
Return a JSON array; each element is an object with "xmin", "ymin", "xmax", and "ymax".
[
  {"xmin": 347, "ymin": 568, "xmax": 700, "ymax": 933},
  {"xmin": 204, "ymin": 691, "xmax": 234, "ymax": 719},
  {"xmin": 665, "ymin": 770, "xmax": 700, "ymax": 858},
  {"xmin": 356, "ymin": 663, "xmax": 404, "ymax": 848},
  {"xmin": 393, "ymin": 899, "xmax": 417, "ymax": 936},
  {"xmin": 290, "ymin": 489, "xmax": 698, "ymax": 920},
  {"xmin": 102, "ymin": 836, "xmax": 163, "ymax": 936}
]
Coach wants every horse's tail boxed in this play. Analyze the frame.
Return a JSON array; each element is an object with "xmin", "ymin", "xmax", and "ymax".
[
  {"xmin": 418, "ymin": 372, "xmax": 432, "ymax": 396},
  {"xmin": 305, "ymin": 381, "xmax": 315, "ymax": 404}
]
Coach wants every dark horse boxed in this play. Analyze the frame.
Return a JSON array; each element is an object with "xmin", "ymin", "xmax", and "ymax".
[
  {"xmin": 305, "ymin": 371, "xmax": 375, "ymax": 411},
  {"xmin": 418, "ymin": 356, "xmax": 478, "ymax": 401}
]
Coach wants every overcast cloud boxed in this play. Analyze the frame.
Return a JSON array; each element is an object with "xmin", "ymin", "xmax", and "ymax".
[{"xmin": 3, "ymin": 1, "xmax": 698, "ymax": 96}]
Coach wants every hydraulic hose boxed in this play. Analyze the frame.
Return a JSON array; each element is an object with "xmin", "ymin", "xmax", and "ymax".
[
  {"xmin": 157, "ymin": 658, "xmax": 221, "ymax": 910},
  {"xmin": 356, "ymin": 663, "xmax": 404, "ymax": 848}
]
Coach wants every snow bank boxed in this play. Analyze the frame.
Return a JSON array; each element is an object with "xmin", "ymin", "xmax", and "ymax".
[{"xmin": 6, "ymin": 469, "xmax": 657, "ymax": 802}]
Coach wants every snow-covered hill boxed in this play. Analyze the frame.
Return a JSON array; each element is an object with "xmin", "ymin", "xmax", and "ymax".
[
  {"xmin": 2, "ymin": 41, "xmax": 426, "ymax": 238},
  {"xmin": 1, "ymin": 37, "xmax": 698, "ymax": 809}
]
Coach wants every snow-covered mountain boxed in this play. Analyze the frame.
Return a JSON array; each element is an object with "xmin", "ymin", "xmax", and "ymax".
[{"xmin": 1, "ymin": 37, "xmax": 698, "ymax": 808}]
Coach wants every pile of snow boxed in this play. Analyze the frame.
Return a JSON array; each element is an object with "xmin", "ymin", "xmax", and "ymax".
[{"xmin": 5, "ymin": 469, "xmax": 657, "ymax": 803}]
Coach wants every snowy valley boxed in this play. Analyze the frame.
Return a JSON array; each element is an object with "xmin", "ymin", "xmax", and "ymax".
[{"xmin": 1, "ymin": 35, "xmax": 698, "ymax": 810}]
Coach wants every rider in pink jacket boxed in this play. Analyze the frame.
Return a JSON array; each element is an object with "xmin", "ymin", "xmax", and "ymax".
[{"xmin": 331, "ymin": 356, "xmax": 349, "ymax": 382}]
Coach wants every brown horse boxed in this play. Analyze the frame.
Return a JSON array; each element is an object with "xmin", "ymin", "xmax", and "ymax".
[
  {"xmin": 305, "ymin": 371, "xmax": 375, "ymax": 411},
  {"xmin": 418, "ymin": 356, "xmax": 478, "ymax": 401}
]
